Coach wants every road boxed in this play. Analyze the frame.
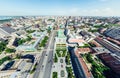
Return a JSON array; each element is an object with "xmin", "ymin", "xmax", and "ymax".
[{"xmin": 33, "ymin": 30, "xmax": 56, "ymax": 78}]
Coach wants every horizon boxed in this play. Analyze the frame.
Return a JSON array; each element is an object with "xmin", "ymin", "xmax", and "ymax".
[{"xmin": 0, "ymin": 15, "xmax": 120, "ymax": 17}]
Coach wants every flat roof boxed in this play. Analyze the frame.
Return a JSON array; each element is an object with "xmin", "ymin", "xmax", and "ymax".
[
  {"xmin": 10, "ymin": 72, "xmax": 20, "ymax": 78},
  {"xmin": 69, "ymin": 39, "xmax": 85, "ymax": 43},
  {"xmin": 0, "ymin": 26, "xmax": 15, "ymax": 34},
  {"xmin": 77, "ymin": 48, "xmax": 91, "ymax": 53}
]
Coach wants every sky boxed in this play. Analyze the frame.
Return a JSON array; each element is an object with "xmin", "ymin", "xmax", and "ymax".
[{"xmin": 0, "ymin": 0, "xmax": 120, "ymax": 16}]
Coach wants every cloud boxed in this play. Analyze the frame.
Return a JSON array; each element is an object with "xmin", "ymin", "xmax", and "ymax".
[
  {"xmin": 98, "ymin": 0, "xmax": 113, "ymax": 2},
  {"xmin": 56, "ymin": 7, "xmax": 120, "ymax": 16},
  {"xmin": 0, "ymin": 7, "xmax": 119, "ymax": 16},
  {"xmin": 99, "ymin": 0, "xmax": 108, "ymax": 1}
]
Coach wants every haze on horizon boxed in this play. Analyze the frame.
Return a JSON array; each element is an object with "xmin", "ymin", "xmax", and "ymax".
[{"xmin": 0, "ymin": 0, "xmax": 120, "ymax": 16}]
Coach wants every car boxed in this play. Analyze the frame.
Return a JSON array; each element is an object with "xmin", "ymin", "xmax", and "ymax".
[{"xmin": 17, "ymin": 69, "xmax": 21, "ymax": 71}]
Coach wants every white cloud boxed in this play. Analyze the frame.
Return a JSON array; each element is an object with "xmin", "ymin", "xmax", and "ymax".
[
  {"xmin": 99, "ymin": 0, "xmax": 111, "ymax": 1},
  {"xmin": 0, "ymin": 7, "xmax": 120, "ymax": 16},
  {"xmin": 55, "ymin": 7, "xmax": 120, "ymax": 16},
  {"xmin": 99, "ymin": 0, "xmax": 108, "ymax": 1}
]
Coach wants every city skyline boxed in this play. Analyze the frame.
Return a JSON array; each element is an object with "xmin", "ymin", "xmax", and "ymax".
[{"xmin": 0, "ymin": 0, "xmax": 120, "ymax": 16}]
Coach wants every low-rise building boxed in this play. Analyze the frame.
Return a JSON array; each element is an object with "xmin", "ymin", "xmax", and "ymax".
[
  {"xmin": 92, "ymin": 47, "xmax": 110, "ymax": 55},
  {"xmin": 0, "ymin": 70, "xmax": 19, "ymax": 78},
  {"xmin": 55, "ymin": 29, "xmax": 66, "ymax": 44},
  {"xmin": 16, "ymin": 45, "xmax": 36, "ymax": 52},
  {"xmin": 75, "ymin": 51, "xmax": 93, "ymax": 78},
  {"xmin": 16, "ymin": 31, "xmax": 47, "ymax": 51},
  {"xmin": 0, "ymin": 59, "xmax": 29, "ymax": 78},
  {"xmin": 90, "ymin": 40, "xmax": 101, "ymax": 47},
  {"xmin": 68, "ymin": 39, "xmax": 85, "ymax": 46},
  {"xmin": 70, "ymin": 47, "xmax": 93, "ymax": 78},
  {"xmin": 0, "ymin": 26, "xmax": 16, "ymax": 38},
  {"xmin": 98, "ymin": 53, "xmax": 120, "ymax": 77},
  {"xmin": 76, "ymin": 48, "xmax": 91, "ymax": 54}
]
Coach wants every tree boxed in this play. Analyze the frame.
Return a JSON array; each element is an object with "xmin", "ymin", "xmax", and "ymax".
[
  {"xmin": 0, "ymin": 41, "xmax": 7, "ymax": 52},
  {"xmin": 54, "ymin": 53, "xmax": 58, "ymax": 63},
  {"xmin": 0, "ymin": 56, "xmax": 11, "ymax": 65},
  {"xmin": 86, "ymin": 53, "xmax": 93, "ymax": 63},
  {"xmin": 16, "ymin": 53, "xmax": 22, "ymax": 59},
  {"xmin": 26, "ymin": 36, "xmax": 32, "ymax": 41},
  {"xmin": 5, "ymin": 48, "xmax": 16, "ymax": 53},
  {"xmin": 26, "ymin": 30, "xmax": 35, "ymax": 33}
]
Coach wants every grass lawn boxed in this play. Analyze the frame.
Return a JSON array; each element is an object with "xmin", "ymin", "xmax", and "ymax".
[
  {"xmin": 52, "ymin": 72, "xmax": 58, "ymax": 78},
  {"xmin": 5, "ymin": 48, "xmax": 16, "ymax": 53},
  {"xmin": 66, "ymin": 67, "xmax": 75, "ymax": 78},
  {"xmin": 65, "ymin": 52, "xmax": 71, "ymax": 65},
  {"xmin": 30, "ymin": 63, "xmax": 37, "ymax": 74},
  {"xmin": 62, "ymin": 51, "xmax": 66, "ymax": 57},
  {"xmin": 0, "ymin": 56, "xmax": 11, "ymax": 65},
  {"xmin": 54, "ymin": 53, "xmax": 58, "ymax": 63},
  {"xmin": 78, "ymin": 44, "xmax": 90, "ymax": 48},
  {"xmin": 39, "ymin": 36, "xmax": 49, "ymax": 47},
  {"xmin": 56, "ymin": 45, "xmax": 67, "ymax": 57},
  {"xmin": 56, "ymin": 51, "xmax": 61, "ymax": 57},
  {"xmin": 56, "ymin": 46, "xmax": 66, "ymax": 51}
]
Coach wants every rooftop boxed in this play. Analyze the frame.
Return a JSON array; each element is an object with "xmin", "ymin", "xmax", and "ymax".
[
  {"xmin": 77, "ymin": 48, "xmax": 91, "ymax": 53},
  {"xmin": 0, "ymin": 26, "xmax": 16, "ymax": 34},
  {"xmin": 68, "ymin": 39, "xmax": 85, "ymax": 43},
  {"xmin": 90, "ymin": 40, "xmax": 101, "ymax": 47},
  {"xmin": 99, "ymin": 53, "xmax": 120, "ymax": 75},
  {"xmin": 75, "ymin": 51, "xmax": 93, "ymax": 78},
  {"xmin": 57, "ymin": 29, "xmax": 66, "ymax": 38}
]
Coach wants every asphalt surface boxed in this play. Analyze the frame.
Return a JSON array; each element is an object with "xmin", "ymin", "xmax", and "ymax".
[
  {"xmin": 33, "ymin": 51, "xmax": 46, "ymax": 78},
  {"xmin": 43, "ymin": 31, "xmax": 56, "ymax": 78},
  {"xmin": 43, "ymin": 50, "xmax": 53, "ymax": 78},
  {"xmin": 33, "ymin": 30, "xmax": 56, "ymax": 78}
]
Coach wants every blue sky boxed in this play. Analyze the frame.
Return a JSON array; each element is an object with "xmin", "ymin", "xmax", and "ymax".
[{"xmin": 0, "ymin": 0, "xmax": 119, "ymax": 16}]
